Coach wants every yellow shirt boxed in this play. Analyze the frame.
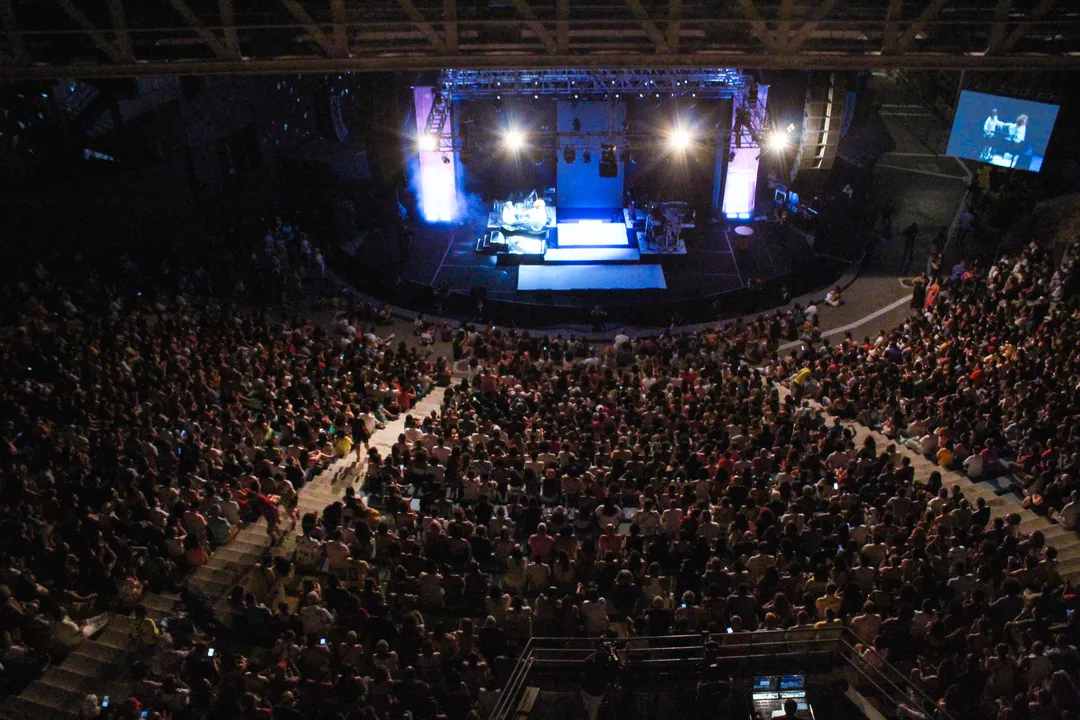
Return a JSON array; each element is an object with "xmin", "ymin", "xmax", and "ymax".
[
  {"xmin": 792, "ymin": 368, "xmax": 812, "ymax": 386},
  {"xmin": 334, "ymin": 436, "xmax": 354, "ymax": 457},
  {"xmin": 136, "ymin": 616, "xmax": 160, "ymax": 645},
  {"xmin": 937, "ymin": 447, "xmax": 954, "ymax": 468}
]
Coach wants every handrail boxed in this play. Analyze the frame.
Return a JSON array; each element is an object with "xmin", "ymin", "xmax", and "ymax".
[
  {"xmin": 836, "ymin": 629, "xmax": 944, "ymax": 717},
  {"xmin": 490, "ymin": 641, "xmax": 536, "ymax": 720},
  {"xmin": 489, "ymin": 629, "xmax": 950, "ymax": 720}
]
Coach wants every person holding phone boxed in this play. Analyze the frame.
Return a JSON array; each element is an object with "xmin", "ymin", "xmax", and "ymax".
[{"xmin": 159, "ymin": 677, "xmax": 191, "ymax": 714}]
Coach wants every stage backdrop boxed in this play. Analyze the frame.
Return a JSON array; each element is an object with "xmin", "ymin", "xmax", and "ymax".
[{"xmin": 556, "ymin": 100, "xmax": 626, "ymax": 209}]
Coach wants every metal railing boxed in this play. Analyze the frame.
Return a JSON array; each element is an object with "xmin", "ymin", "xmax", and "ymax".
[{"xmin": 490, "ymin": 627, "xmax": 947, "ymax": 720}]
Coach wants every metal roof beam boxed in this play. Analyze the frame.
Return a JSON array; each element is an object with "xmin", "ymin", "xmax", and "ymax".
[
  {"xmin": 442, "ymin": 0, "xmax": 457, "ymax": 53},
  {"xmin": 330, "ymin": 0, "xmax": 347, "ymax": 57},
  {"xmin": 883, "ymin": 0, "xmax": 904, "ymax": 54},
  {"xmin": 0, "ymin": 0, "xmax": 27, "ymax": 64},
  {"xmin": 733, "ymin": 0, "xmax": 779, "ymax": 53},
  {"xmin": 786, "ymin": 0, "xmax": 838, "ymax": 54},
  {"xmin": 219, "ymin": 0, "xmax": 238, "ymax": 57},
  {"xmin": 279, "ymin": 0, "xmax": 333, "ymax": 55},
  {"xmin": 667, "ymin": 0, "xmax": 682, "ymax": 53},
  {"xmin": 624, "ymin": 0, "xmax": 669, "ymax": 53},
  {"xmin": 986, "ymin": 0, "xmax": 1014, "ymax": 55},
  {"xmin": 164, "ymin": 0, "xmax": 228, "ymax": 58},
  {"xmin": 556, "ymin": 0, "xmax": 568, "ymax": 53},
  {"xmin": 4, "ymin": 52, "xmax": 1080, "ymax": 81},
  {"xmin": 1000, "ymin": 0, "xmax": 1055, "ymax": 54},
  {"xmin": 106, "ymin": 0, "xmax": 133, "ymax": 61},
  {"xmin": 894, "ymin": 0, "xmax": 949, "ymax": 54},
  {"xmin": 395, "ymin": 0, "xmax": 445, "ymax": 53},
  {"xmin": 55, "ymin": 0, "xmax": 125, "ymax": 63},
  {"xmin": 508, "ymin": 0, "xmax": 557, "ymax": 54}
]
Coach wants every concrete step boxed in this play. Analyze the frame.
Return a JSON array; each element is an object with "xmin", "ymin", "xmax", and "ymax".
[
  {"xmin": 62, "ymin": 650, "xmax": 111, "ymax": 678},
  {"xmin": 141, "ymin": 593, "xmax": 176, "ymax": 615},
  {"xmin": 22, "ymin": 681, "xmax": 85, "ymax": 712},
  {"xmin": 212, "ymin": 546, "xmax": 265, "ymax": 565},
  {"xmin": 1058, "ymin": 556, "xmax": 1080, "ymax": 579},
  {"xmin": 1041, "ymin": 525, "xmax": 1074, "ymax": 542},
  {"xmin": 92, "ymin": 627, "xmax": 132, "ymax": 650},
  {"xmin": 0, "ymin": 694, "xmax": 77, "ymax": 720},
  {"xmin": 42, "ymin": 667, "xmax": 100, "ymax": 695},
  {"xmin": 188, "ymin": 576, "xmax": 230, "ymax": 597},
  {"xmin": 1053, "ymin": 543, "xmax": 1080, "ymax": 563},
  {"xmin": 106, "ymin": 615, "xmax": 135, "ymax": 633},
  {"xmin": 70, "ymin": 642, "xmax": 126, "ymax": 665}
]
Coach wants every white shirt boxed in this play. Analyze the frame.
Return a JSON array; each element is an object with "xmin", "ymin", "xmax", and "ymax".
[
  {"xmin": 1058, "ymin": 501, "xmax": 1080, "ymax": 529},
  {"xmin": 964, "ymin": 453, "xmax": 984, "ymax": 478},
  {"xmin": 300, "ymin": 604, "xmax": 335, "ymax": 636}
]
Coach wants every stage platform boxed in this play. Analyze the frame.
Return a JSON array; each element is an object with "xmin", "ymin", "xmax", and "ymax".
[
  {"xmin": 518, "ymin": 264, "xmax": 667, "ymax": 291},
  {"xmin": 544, "ymin": 246, "xmax": 641, "ymax": 262},
  {"xmin": 350, "ymin": 204, "xmax": 839, "ymax": 318},
  {"xmin": 555, "ymin": 221, "xmax": 631, "ymax": 247}
]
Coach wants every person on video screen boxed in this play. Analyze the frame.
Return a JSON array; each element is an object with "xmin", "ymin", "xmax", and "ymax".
[
  {"xmin": 1004, "ymin": 114, "xmax": 1028, "ymax": 143},
  {"xmin": 994, "ymin": 114, "xmax": 1030, "ymax": 167},
  {"xmin": 980, "ymin": 109, "xmax": 1001, "ymax": 160}
]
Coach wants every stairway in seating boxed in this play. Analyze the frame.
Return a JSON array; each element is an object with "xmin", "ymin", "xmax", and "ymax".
[
  {"xmin": 774, "ymin": 383, "xmax": 1080, "ymax": 581},
  {"xmin": 0, "ymin": 388, "xmax": 445, "ymax": 720},
  {"xmin": 227, "ymin": 387, "xmax": 448, "ymax": 592}
]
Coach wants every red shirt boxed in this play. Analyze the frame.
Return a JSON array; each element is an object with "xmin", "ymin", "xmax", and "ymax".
[{"xmin": 528, "ymin": 533, "xmax": 555, "ymax": 560}]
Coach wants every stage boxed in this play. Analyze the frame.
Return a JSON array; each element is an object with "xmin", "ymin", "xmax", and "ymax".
[{"xmin": 340, "ymin": 201, "xmax": 847, "ymax": 327}]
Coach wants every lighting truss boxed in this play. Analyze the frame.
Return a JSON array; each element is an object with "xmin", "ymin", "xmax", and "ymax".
[
  {"xmin": 423, "ymin": 90, "xmax": 451, "ymax": 141},
  {"xmin": 440, "ymin": 68, "xmax": 749, "ymax": 101}
]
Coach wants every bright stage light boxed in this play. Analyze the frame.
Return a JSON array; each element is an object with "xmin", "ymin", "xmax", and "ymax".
[
  {"xmin": 768, "ymin": 131, "xmax": 789, "ymax": 150},
  {"xmin": 503, "ymin": 130, "xmax": 525, "ymax": 150},
  {"xmin": 418, "ymin": 134, "xmax": 438, "ymax": 152},
  {"xmin": 668, "ymin": 128, "xmax": 691, "ymax": 151}
]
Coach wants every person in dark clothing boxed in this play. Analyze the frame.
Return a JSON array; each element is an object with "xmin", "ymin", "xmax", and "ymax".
[
  {"xmin": 579, "ymin": 643, "xmax": 623, "ymax": 720},
  {"xmin": 902, "ymin": 222, "xmax": 919, "ymax": 272},
  {"xmin": 910, "ymin": 273, "xmax": 928, "ymax": 309}
]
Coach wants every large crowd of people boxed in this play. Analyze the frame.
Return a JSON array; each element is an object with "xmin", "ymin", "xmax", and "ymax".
[
  {"xmin": 4, "ymin": 209, "xmax": 1080, "ymax": 720},
  {"xmin": 0, "ymin": 221, "xmax": 438, "ymax": 707}
]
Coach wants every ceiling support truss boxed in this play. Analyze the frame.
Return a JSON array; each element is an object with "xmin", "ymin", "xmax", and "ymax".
[
  {"xmin": 164, "ymin": 0, "xmax": 228, "ymax": 58},
  {"xmin": 279, "ymin": 0, "xmax": 333, "ymax": 56},
  {"xmin": 0, "ymin": 0, "xmax": 26, "ymax": 64},
  {"xmin": 508, "ymin": 0, "xmax": 556, "ymax": 54},
  {"xmin": 394, "ymin": 0, "xmax": 445, "ymax": 53},
  {"xmin": 0, "ymin": 0, "xmax": 1076, "ymax": 79},
  {"xmin": 440, "ymin": 68, "xmax": 748, "ymax": 100}
]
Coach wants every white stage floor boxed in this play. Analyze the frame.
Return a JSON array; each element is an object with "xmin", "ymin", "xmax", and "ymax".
[
  {"xmin": 556, "ymin": 222, "xmax": 629, "ymax": 247},
  {"xmin": 544, "ymin": 247, "xmax": 640, "ymax": 262},
  {"xmin": 518, "ymin": 264, "xmax": 667, "ymax": 291}
]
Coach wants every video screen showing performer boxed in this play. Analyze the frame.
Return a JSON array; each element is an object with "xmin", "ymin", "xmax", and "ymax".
[{"xmin": 946, "ymin": 90, "xmax": 1060, "ymax": 173}]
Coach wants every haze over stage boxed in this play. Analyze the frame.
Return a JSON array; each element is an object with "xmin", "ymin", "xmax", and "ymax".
[
  {"xmin": 518, "ymin": 265, "xmax": 667, "ymax": 291},
  {"xmin": 554, "ymin": 222, "xmax": 631, "ymax": 247}
]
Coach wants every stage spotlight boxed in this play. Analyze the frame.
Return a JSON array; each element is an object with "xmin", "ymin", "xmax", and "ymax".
[
  {"xmin": 503, "ymin": 130, "xmax": 525, "ymax": 150},
  {"xmin": 668, "ymin": 128, "xmax": 691, "ymax": 151},
  {"xmin": 418, "ymin": 134, "xmax": 438, "ymax": 152},
  {"xmin": 563, "ymin": 144, "xmax": 576, "ymax": 163},
  {"xmin": 767, "ymin": 131, "xmax": 789, "ymax": 150}
]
